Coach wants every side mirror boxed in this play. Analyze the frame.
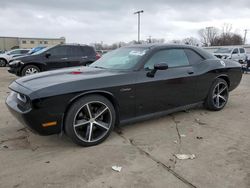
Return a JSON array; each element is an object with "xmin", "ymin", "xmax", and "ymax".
[
  {"xmin": 45, "ymin": 52, "xmax": 51, "ymax": 58},
  {"xmin": 147, "ymin": 63, "xmax": 168, "ymax": 77},
  {"xmin": 154, "ymin": 63, "xmax": 168, "ymax": 70}
]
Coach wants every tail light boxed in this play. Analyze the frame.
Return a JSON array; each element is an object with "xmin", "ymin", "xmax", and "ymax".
[{"xmin": 96, "ymin": 52, "xmax": 101, "ymax": 60}]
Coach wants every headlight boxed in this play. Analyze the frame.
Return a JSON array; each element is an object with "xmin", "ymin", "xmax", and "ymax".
[
  {"xmin": 9, "ymin": 60, "xmax": 23, "ymax": 66},
  {"xmin": 17, "ymin": 93, "xmax": 28, "ymax": 103}
]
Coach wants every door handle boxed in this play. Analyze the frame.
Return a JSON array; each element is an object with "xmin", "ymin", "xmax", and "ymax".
[
  {"xmin": 82, "ymin": 56, "xmax": 88, "ymax": 59},
  {"xmin": 187, "ymin": 70, "xmax": 194, "ymax": 75},
  {"xmin": 61, "ymin": 57, "xmax": 68, "ymax": 60}
]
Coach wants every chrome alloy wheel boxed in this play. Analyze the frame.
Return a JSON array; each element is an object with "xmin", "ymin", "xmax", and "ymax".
[
  {"xmin": 73, "ymin": 101, "xmax": 112, "ymax": 143},
  {"xmin": 212, "ymin": 82, "xmax": 228, "ymax": 109},
  {"xmin": 25, "ymin": 67, "xmax": 39, "ymax": 75}
]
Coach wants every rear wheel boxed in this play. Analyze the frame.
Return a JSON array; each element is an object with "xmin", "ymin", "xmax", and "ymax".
[
  {"xmin": 21, "ymin": 65, "xmax": 40, "ymax": 76},
  {"xmin": 0, "ymin": 59, "xmax": 7, "ymax": 67},
  {"xmin": 205, "ymin": 78, "xmax": 229, "ymax": 111},
  {"xmin": 65, "ymin": 95, "xmax": 116, "ymax": 146}
]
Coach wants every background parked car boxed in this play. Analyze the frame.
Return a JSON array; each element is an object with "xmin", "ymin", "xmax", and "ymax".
[
  {"xmin": 0, "ymin": 49, "xmax": 30, "ymax": 67},
  {"xmin": 8, "ymin": 44, "xmax": 99, "ymax": 76},
  {"xmin": 213, "ymin": 47, "xmax": 247, "ymax": 63}
]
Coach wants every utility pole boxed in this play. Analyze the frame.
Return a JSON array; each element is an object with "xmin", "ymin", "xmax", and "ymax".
[
  {"xmin": 244, "ymin": 29, "xmax": 248, "ymax": 44},
  {"xmin": 134, "ymin": 10, "xmax": 144, "ymax": 43},
  {"xmin": 148, "ymin": 35, "xmax": 152, "ymax": 43}
]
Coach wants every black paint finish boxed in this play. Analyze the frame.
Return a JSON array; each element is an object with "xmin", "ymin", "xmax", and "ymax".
[{"xmin": 6, "ymin": 44, "xmax": 242, "ymax": 135}]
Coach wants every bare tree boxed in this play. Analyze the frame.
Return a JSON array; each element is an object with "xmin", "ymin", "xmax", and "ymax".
[
  {"xmin": 182, "ymin": 37, "xmax": 199, "ymax": 46},
  {"xmin": 213, "ymin": 33, "xmax": 243, "ymax": 46},
  {"xmin": 221, "ymin": 23, "xmax": 232, "ymax": 36},
  {"xmin": 151, "ymin": 38, "xmax": 165, "ymax": 44},
  {"xmin": 198, "ymin": 27, "xmax": 219, "ymax": 46}
]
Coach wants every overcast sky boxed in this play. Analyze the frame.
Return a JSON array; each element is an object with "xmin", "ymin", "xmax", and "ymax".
[{"xmin": 0, "ymin": 0, "xmax": 250, "ymax": 44}]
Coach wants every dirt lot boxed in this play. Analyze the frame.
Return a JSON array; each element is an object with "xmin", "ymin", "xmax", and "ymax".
[{"xmin": 0, "ymin": 67, "xmax": 249, "ymax": 188}]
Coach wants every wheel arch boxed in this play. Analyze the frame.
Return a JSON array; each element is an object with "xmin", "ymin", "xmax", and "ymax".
[
  {"xmin": 0, "ymin": 57, "xmax": 7, "ymax": 61},
  {"xmin": 0, "ymin": 58, "xmax": 8, "ymax": 65},
  {"xmin": 21, "ymin": 62, "xmax": 46, "ymax": 73},
  {"xmin": 61, "ymin": 90, "xmax": 120, "ymax": 133},
  {"xmin": 205, "ymin": 74, "xmax": 230, "ymax": 101},
  {"xmin": 215, "ymin": 74, "xmax": 230, "ymax": 88}
]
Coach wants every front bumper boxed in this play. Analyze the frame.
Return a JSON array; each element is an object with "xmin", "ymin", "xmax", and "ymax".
[
  {"xmin": 8, "ymin": 67, "xmax": 19, "ymax": 75},
  {"xmin": 6, "ymin": 91, "xmax": 63, "ymax": 135},
  {"xmin": 8, "ymin": 61, "xmax": 23, "ymax": 75}
]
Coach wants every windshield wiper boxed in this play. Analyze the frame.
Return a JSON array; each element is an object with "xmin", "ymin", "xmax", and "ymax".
[{"xmin": 91, "ymin": 66, "xmax": 106, "ymax": 69}]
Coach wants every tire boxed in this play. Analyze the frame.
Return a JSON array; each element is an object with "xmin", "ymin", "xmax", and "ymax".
[
  {"xmin": 204, "ymin": 78, "xmax": 229, "ymax": 111},
  {"xmin": 0, "ymin": 59, "xmax": 7, "ymax": 67},
  {"xmin": 21, "ymin": 65, "xmax": 40, "ymax": 76},
  {"xmin": 65, "ymin": 95, "xmax": 116, "ymax": 146}
]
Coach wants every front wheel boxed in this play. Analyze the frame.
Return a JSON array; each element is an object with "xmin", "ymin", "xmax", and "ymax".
[
  {"xmin": 21, "ymin": 65, "xmax": 40, "ymax": 76},
  {"xmin": 65, "ymin": 95, "xmax": 116, "ymax": 146},
  {"xmin": 204, "ymin": 78, "xmax": 229, "ymax": 111}
]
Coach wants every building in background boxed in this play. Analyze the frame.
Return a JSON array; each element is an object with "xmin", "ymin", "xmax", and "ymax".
[{"xmin": 0, "ymin": 36, "xmax": 65, "ymax": 51}]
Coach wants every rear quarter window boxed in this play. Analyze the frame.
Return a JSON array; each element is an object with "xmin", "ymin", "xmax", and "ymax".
[
  {"xmin": 184, "ymin": 49, "xmax": 204, "ymax": 65},
  {"xmin": 81, "ymin": 46, "xmax": 95, "ymax": 57}
]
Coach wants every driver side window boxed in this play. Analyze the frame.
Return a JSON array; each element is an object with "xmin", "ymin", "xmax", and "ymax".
[
  {"xmin": 48, "ymin": 46, "xmax": 68, "ymax": 56},
  {"xmin": 232, "ymin": 48, "xmax": 239, "ymax": 54},
  {"xmin": 144, "ymin": 49, "xmax": 189, "ymax": 70},
  {"xmin": 9, "ymin": 50, "xmax": 21, "ymax": 55}
]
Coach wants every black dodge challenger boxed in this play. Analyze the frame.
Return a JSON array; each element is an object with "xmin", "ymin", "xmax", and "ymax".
[{"xmin": 6, "ymin": 44, "xmax": 242, "ymax": 146}]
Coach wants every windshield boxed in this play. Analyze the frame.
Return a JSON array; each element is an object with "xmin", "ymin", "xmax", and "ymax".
[
  {"xmin": 31, "ymin": 46, "xmax": 53, "ymax": 55},
  {"xmin": 214, "ymin": 48, "xmax": 232, "ymax": 53},
  {"xmin": 28, "ymin": 47, "xmax": 45, "ymax": 55},
  {"xmin": 90, "ymin": 47, "xmax": 148, "ymax": 70}
]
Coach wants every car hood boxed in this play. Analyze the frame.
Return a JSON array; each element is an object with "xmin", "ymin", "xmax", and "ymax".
[
  {"xmin": 213, "ymin": 53, "xmax": 231, "ymax": 56},
  {"xmin": 12, "ymin": 54, "xmax": 40, "ymax": 62},
  {"xmin": 10, "ymin": 66, "xmax": 127, "ymax": 98}
]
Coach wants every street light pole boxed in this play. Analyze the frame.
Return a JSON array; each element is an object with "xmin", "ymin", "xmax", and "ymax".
[
  {"xmin": 134, "ymin": 10, "xmax": 144, "ymax": 43},
  {"xmin": 244, "ymin": 29, "xmax": 248, "ymax": 45}
]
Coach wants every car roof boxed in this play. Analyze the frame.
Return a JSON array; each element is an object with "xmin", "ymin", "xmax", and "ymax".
[
  {"xmin": 58, "ymin": 44, "xmax": 91, "ymax": 47},
  {"xmin": 11, "ymin": 48, "xmax": 30, "ymax": 50},
  {"xmin": 124, "ymin": 44, "xmax": 216, "ymax": 59},
  {"xmin": 125, "ymin": 43, "xmax": 203, "ymax": 50},
  {"xmin": 218, "ymin": 47, "xmax": 245, "ymax": 49}
]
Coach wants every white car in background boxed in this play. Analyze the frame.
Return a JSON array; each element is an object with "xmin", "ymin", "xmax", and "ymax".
[
  {"xmin": 0, "ymin": 49, "xmax": 30, "ymax": 67},
  {"xmin": 213, "ymin": 47, "xmax": 247, "ymax": 63}
]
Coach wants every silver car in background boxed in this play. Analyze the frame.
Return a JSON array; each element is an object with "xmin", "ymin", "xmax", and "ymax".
[
  {"xmin": 0, "ymin": 49, "xmax": 30, "ymax": 67},
  {"xmin": 213, "ymin": 47, "xmax": 247, "ymax": 63}
]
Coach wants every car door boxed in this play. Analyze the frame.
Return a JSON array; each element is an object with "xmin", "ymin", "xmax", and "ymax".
[
  {"xmin": 45, "ymin": 46, "xmax": 70, "ymax": 70},
  {"xmin": 239, "ymin": 48, "xmax": 246, "ymax": 61},
  {"xmin": 183, "ymin": 49, "xmax": 211, "ymax": 101},
  {"xmin": 66, "ymin": 46, "xmax": 96, "ymax": 67},
  {"xmin": 135, "ymin": 48, "xmax": 198, "ymax": 116},
  {"xmin": 231, "ymin": 48, "xmax": 240, "ymax": 61},
  {"xmin": 67, "ymin": 46, "xmax": 85, "ymax": 67},
  {"xmin": 80, "ymin": 46, "xmax": 97, "ymax": 66}
]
